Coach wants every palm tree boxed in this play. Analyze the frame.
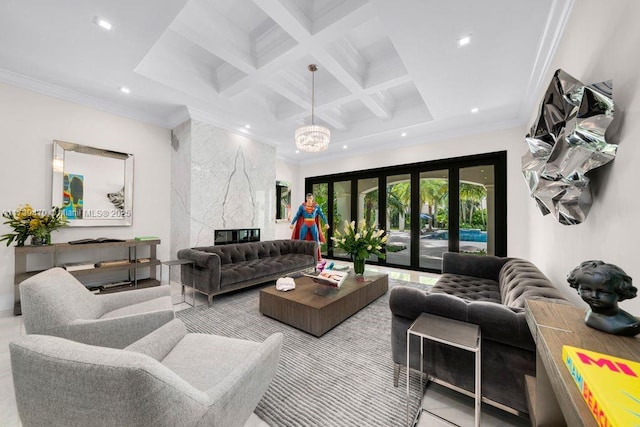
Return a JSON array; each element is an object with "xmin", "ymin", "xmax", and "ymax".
[
  {"xmin": 420, "ymin": 179, "xmax": 448, "ymax": 229},
  {"xmin": 363, "ymin": 190, "xmax": 378, "ymax": 229},
  {"xmin": 459, "ymin": 182, "xmax": 486, "ymax": 227},
  {"xmin": 387, "ymin": 181, "xmax": 410, "ymax": 231}
]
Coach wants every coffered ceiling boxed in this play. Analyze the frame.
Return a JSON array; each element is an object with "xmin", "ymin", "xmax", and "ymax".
[{"xmin": 0, "ymin": 0, "xmax": 573, "ymax": 163}]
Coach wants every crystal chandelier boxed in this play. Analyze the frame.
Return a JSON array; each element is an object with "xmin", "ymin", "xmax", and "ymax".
[{"xmin": 294, "ymin": 64, "xmax": 330, "ymax": 152}]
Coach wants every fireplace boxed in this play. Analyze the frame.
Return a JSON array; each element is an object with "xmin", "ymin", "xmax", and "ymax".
[{"xmin": 214, "ymin": 228, "xmax": 260, "ymax": 245}]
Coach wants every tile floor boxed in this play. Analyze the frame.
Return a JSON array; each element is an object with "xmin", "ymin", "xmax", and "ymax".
[{"xmin": 0, "ymin": 263, "xmax": 528, "ymax": 426}]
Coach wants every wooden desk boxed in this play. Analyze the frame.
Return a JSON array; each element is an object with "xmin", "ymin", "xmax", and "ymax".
[{"xmin": 525, "ymin": 300, "xmax": 640, "ymax": 426}]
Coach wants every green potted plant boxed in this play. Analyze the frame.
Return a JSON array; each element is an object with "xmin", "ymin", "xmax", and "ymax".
[
  {"xmin": 331, "ymin": 219, "xmax": 387, "ymax": 274},
  {"xmin": 0, "ymin": 204, "xmax": 68, "ymax": 246}
]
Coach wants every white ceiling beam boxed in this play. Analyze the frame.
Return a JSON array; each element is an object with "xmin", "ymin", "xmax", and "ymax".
[
  {"xmin": 313, "ymin": 1, "xmax": 375, "ymax": 36},
  {"xmin": 361, "ymin": 92, "xmax": 392, "ymax": 120},
  {"xmin": 171, "ymin": 0, "xmax": 256, "ymax": 75},
  {"xmin": 276, "ymin": 74, "xmax": 411, "ymax": 122},
  {"xmin": 252, "ymin": 0, "xmax": 311, "ymax": 41},
  {"xmin": 314, "ymin": 108, "xmax": 347, "ymax": 130},
  {"xmin": 270, "ymin": 77, "xmax": 347, "ymax": 130},
  {"xmin": 222, "ymin": 0, "xmax": 375, "ymax": 98},
  {"xmin": 317, "ymin": 49, "xmax": 394, "ymax": 120}
]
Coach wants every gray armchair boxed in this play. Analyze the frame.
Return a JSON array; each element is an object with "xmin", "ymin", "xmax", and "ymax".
[
  {"xmin": 10, "ymin": 319, "xmax": 283, "ymax": 427},
  {"xmin": 19, "ymin": 267, "xmax": 174, "ymax": 348}
]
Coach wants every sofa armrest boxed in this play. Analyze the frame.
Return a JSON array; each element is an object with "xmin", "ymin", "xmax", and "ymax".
[
  {"xmin": 52, "ymin": 310, "xmax": 176, "ymax": 349},
  {"xmin": 389, "ymin": 286, "xmax": 432, "ymax": 320},
  {"xmin": 442, "ymin": 252, "xmax": 510, "ymax": 282},
  {"xmin": 125, "ymin": 318, "xmax": 188, "ymax": 361},
  {"xmin": 97, "ymin": 285, "xmax": 171, "ymax": 314},
  {"xmin": 289, "ymin": 240, "xmax": 319, "ymax": 263},
  {"xmin": 200, "ymin": 333, "xmax": 283, "ymax": 426},
  {"xmin": 178, "ymin": 249, "xmax": 222, "ymax": 295},
  {"xmin": 177, "ymin": 249, "xmax": 221, "ymax": 269},
  {"xmin": 389, "ymin": 287, "xmax": 534, "ymax": 350}
]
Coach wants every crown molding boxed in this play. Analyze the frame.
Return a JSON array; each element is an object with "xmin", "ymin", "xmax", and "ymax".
[
  {"xmin": 518, "ymin": 0, "xmax": 575, "ymax": 123},
  {"xmin": 0, "ymin": 68, "xmax": 171, "ymax": 128}
]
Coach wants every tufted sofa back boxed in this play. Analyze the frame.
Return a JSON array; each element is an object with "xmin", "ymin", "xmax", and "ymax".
[
  {"xmin": 193, "ymin": 240, "xmax": 302, "ymax": 265},
  {"xmin": 499, "ymin": 258, "xmax": 571, "ymax": 309}
]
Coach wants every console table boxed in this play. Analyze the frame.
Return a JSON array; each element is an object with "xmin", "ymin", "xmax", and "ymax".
[
  {"xmin": 524, "ymin": 299, "xmax": 640, "ymax": 426},
  {"xmin": 13, "ymin": 239, "xmax": 160, "ymax": 315}
]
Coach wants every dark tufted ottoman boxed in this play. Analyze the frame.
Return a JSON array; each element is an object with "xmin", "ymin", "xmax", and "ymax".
[{"xmin": 389, "ymin": 252, "xmax": 573, "ymax": 416}]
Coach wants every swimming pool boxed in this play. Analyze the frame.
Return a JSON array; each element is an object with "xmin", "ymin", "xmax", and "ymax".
[{"xmin": 424, "ymin": 229, "xmax": 487, "ymax": 242}]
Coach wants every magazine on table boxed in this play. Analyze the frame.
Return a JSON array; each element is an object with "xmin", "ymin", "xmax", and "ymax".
[{"xmin": 303, "ymin": 270, "xmax": 348, "ymax": 288}]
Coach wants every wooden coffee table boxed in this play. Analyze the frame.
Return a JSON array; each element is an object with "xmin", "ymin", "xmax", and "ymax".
[{"xmin": 259, "ymin": 272, "xmax": 388, "ymax": 337}]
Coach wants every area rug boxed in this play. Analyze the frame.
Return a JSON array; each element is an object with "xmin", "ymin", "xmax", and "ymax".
[{"xmin": 176, "ymin": 278, "xmax": 431, "ymax": 427}]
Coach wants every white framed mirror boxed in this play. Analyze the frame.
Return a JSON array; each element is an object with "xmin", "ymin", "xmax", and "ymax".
[{"xmin": 52, "ymin": 140, "xmax": 134, "ymax": 227}]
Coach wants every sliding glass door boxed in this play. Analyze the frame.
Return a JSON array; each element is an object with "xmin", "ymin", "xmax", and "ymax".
[
  {"xmin": 333, "ymin": 180, "xmax": 351, "ymax": 258},
  {"xmin": 306, "ymin": 151, "xmax": 506, "ymax": 272},
  {"xmin": 357, "ymin": 178, "xmax": 379, "ymax": 262},
  {"xmin": 386, "ymin": 174, "xmax": 411, "ymax": 267},
  {"xmin": 459, "ymin": 165, "xmax": 494, "ymax": 256},
  {"xmin": 311, "ymin": 182, "xmax": 329, "ymax": 258},
  {"xmin": 418, "ymin": 170, "xmax": 449, "ymax": 270}
]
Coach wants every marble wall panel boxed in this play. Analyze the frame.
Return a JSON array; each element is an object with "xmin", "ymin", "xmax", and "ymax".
[
  {"xmin": 171, "ymin": 119, "xmax": 275, "ymax": 252},
  {"xmin": 170, "ymin": 119, "xmax": 191, "ymax": 280}
]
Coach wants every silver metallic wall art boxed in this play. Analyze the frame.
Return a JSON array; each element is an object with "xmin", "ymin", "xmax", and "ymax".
[{"xmin": 522, "ymin": 69, "xmax": 616, "ymax": 225}]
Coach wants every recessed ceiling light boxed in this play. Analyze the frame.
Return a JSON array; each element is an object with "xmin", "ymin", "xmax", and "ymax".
[
  {"xmin": 244, "ymin": 124, "xmax": 251, "ymax": 129},
  {"xmin": 96, "ymin": 18, "xmax": 112, "ymax": 31},
  {"xmin": 458, "ymin": 35, "xmax": 471, "ymax": 47},
  {"xmin": 471, "ymin": 107, "xmax": 479, "ymax": 114},
  {"xmin": 295, "ymin": 150, "xmax": 300, "ymax": 154},
  {"xmin": 343, "ymin": 145, "xmax": 348, "ymax": 149},
  {"xmin": 401, "ymin": 132, "xmax": 407, "ymax": 137},
  {"xmin": 119, "ymin": 86, "xmax": 130, "ymax": 94}
]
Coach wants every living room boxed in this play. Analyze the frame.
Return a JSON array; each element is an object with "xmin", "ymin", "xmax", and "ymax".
[{"xmin": 1, "ymin": 0, "xmax": 639, "ymax": 426}]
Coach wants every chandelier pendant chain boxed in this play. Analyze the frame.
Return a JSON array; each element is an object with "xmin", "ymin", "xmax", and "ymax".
[
  {"xmin": 311, "ymin": 64, "xmax": 316, "ymax": 125},
  {"xmin": 294, "ymin": 63, "xmax": 330, "ymax": 153}
]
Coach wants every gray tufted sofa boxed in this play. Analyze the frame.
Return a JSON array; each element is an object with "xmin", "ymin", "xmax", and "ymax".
[
  {"xmin": 177, "ymin": 239, "xmax": 317, "ymax": 305},
  {"xmin": 389, "ymin": 252, "xmax": 572, "ymax": 415}
]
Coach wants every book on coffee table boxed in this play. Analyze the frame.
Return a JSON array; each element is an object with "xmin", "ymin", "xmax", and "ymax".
[{"xmin": 303, "ymin": 270, "xmax": 348, "ymax": 288}]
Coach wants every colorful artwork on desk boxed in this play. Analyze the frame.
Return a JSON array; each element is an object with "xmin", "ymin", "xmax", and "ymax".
[{"xmin": 63, "ymin": 173, "xmax": 84, "ymax": 219}]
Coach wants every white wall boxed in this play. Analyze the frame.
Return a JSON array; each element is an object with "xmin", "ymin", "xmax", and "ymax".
[
  {"xmin": 0, "ymin": 83, "xmax": 171, "ymax": 312},
  {"xmin": 298, "ymin": 126, "xmax": 531, "ymax": 258},
  {"xmin": 525, "ymin": 0, "xmax": 640, "ymax": 315}
]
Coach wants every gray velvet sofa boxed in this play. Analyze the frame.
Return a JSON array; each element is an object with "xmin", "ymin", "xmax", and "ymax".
[
  {"xmin": 389, "ymin": 252, "xmax": 572, "ymax": 415},
  {"xmin": 178, "ymin": 239, "xmax": 317, "ymax": 305}
]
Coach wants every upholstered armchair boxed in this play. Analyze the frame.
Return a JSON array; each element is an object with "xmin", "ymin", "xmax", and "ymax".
[
  {"xmin": 10, "ymin": 319, "xmax": 283, "ymax": 427},
  {"xmin": 19, "ymin": 267, "xmax": 174, "ymax": 348}
]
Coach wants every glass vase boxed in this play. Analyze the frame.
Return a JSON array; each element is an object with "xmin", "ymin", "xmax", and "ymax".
[
  {"xmin": 30, "ymin": 233, "xmax": 51, "ymax": 246},
  {"xmin": 30, "ymin": 235, "xmax": 46, "ymax": 246},
  {"xmin": 353, "ymin": 256, "xmax": 366, "ymax": 275}
]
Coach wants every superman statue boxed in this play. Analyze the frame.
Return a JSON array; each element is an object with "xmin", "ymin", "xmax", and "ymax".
[{"xmin": 290, "ymin": 193, "xmax": 330, "ymax": 261}]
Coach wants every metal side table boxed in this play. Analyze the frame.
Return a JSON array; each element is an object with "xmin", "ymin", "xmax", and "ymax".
[
  {"xmin": 160, "ymin": 259, "xmax": 196, "ymax": 306},
  {"xmin": 406, "ymin": 313, "xmax": 481, "ymax": 427}
]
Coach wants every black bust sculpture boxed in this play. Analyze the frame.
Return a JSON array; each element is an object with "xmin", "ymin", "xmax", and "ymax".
[{"xmin": 567, "ymin": 260, "xmax": 639, "ymax": 337}]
